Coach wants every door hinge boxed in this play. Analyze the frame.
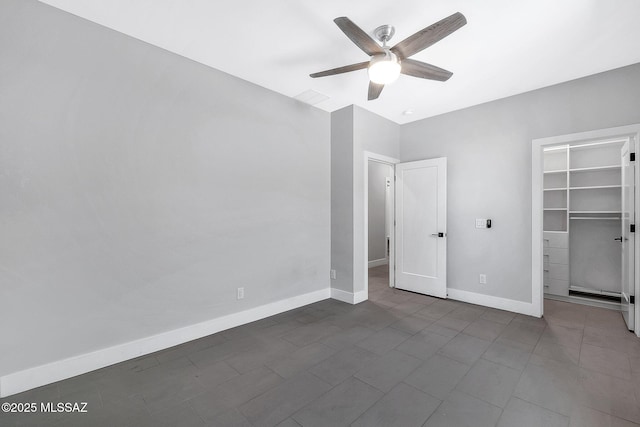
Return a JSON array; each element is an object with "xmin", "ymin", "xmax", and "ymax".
[
  {"xmin": 631, "ymin": 152, "xmax": 636, "ymax": 162},
  {"xmin": 631, "ymin": 224, "xmax": 635, "ymax": 233},
  {"xmin": 630, "ymin": 295, "xmax": 635, "ymax": 304}
]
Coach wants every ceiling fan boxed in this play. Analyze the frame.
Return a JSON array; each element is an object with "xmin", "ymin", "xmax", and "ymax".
[{"xmin": 310, "ymin": 12, "xmax": 467, "ymax": 100}]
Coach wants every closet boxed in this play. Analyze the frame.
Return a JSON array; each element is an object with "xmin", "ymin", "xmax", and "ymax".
[{"xmin": 543, "ymin": 139, "xmax": 625, "ymax": 306}]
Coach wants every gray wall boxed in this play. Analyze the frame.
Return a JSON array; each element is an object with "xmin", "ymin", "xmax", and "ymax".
[
  {"xmin": 330, "ymin": 106, "xmax": 354, "ymax": 293},
  {"xmin": 0, "ymin": 0, "xmax": 330, "ymax": 377},
  {"xmin": 368, "ymin": 161, "xmax": 392, "ymax": 262},
  {"xmin": 352, "ymin": 107, "xmax": 400, "ymax": 293},
  {"xmin": 330, "ymin": 106, "xmax": 399, "ymax": 294},
  {"xmin": 401, "ymin": 63, "xmax": 640, "ymax": 303}
]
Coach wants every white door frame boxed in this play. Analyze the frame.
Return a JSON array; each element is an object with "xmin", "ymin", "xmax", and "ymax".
[
  {"xmin": 364, "ymin": 151, "xmax": 400, "ymax": 296},
  {"xmin": 532, "ymin": 124, "xmax": 640, "ymax": 331}
]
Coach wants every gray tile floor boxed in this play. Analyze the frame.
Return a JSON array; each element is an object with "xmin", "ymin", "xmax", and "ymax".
[{"xmin": 2, "ymin": 265, "xmax": 640, "ymax": 426}]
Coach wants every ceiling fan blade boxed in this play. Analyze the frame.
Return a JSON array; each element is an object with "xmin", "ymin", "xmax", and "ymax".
[
  {"xmin": 401, "ymin": 59, "xmax": 453, "ymax": 81},
  {"xmin": 334, "ymin": 17, "xmax": 384, "ymax": 56},
  {"xmin": 391, "ymin": 12, "xmax": 466, "ymax": 59},
  {"xmin": 310, "ymin": 61, "xmax": 369, "ymax": 78},
  {"xmin": 368, "ymin": 81, "xmax": 384, "ymax": 100}
]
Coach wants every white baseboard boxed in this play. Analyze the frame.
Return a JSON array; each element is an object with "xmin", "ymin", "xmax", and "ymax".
[
  {"xmin": 447, "ymin": 288, "xmax": 540, "ymax": 317},
  {"xmin": 0, "ymin": 288, "xmax": 331, "ymax": 398},
  {"xmin": 330, "ymin": 288, "xmax": 354, "ymax": 304},
  {"xmin": 353, "ymin": 290, "xmax": 368, "ymax": 304},
  {"xmin": 331, "ymin": 288, "xmax": 368, "ymax": 305},
  {"xmin": 368, "ymin": 258, "xmax": 388, "ymax": 268}
]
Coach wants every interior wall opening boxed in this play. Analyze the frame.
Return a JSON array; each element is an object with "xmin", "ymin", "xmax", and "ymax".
[
  {"xmin": 367, "ymin": 159, "xmax": 394, "ymax": 298},
  {"xmin": 537, "ymin": 131, "xmax": 639, "ymax": 336}
]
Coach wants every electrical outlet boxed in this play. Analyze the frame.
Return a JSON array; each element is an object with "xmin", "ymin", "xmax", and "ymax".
[
  {"xmin": 479, "ymin": 274, "xmax": 487, "ymax": 284},
  {"xmin": 237, "ymin": 287, "xmax": 245, "ymax": 300},
  {"xmin": 330, "ymin": 269, "xmax": 337, "ymax": 280},
  {"xmin": 475, "ymin": 219, "xmax": 487, "ymax": 228}
]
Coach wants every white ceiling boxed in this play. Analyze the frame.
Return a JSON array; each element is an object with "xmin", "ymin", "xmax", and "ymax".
[{"xmin": 39, "ymin": 0, "xmax": 640, "ymax": 124}]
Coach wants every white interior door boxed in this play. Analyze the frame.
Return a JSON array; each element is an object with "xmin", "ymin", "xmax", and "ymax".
[
  {"xmin": 395, "ymin": 157, "xmax": 447, "ymax": 297},
  {"xmin": 621, "ymin": 140, "xmax": 635, "ymax": 331}
]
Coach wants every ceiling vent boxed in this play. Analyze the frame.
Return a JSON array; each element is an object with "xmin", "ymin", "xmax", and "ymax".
[{"xmin": 293, "ymin": 89, "xmax": 330, "ymax": 106}]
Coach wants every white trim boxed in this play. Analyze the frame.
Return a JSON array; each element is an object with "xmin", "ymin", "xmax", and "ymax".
[
  {"xmin": 330, "ymin": 288, "xmax": 354, "ymax": 303},
  {"xmin": 363, "ymin": 151, "xmax": 400, "ymax": 299},
  {"xmin": 353, "ymin": 290, "xmax": 368, "ymax": 304},
  {"xmin": 330, "ymin": 288, "xmax": 367, "ymax": 304},
  {"xmin": 0, "ymin": 288, "xmax": 330, "ymax": 398},
  {"xmin": 532, "ymin": 139, "xmax": 544, "ymax": 318},
  {"xmin": 447, "ymin": 288, "xmax": 539, "ymax": 317},
  {"xmin": 569, "ymin": 138, "xmax": 628, "ymax": 150},
  {"xmin": 368, "ymin": 258, "xmax": 388, "ymax": 268},
  {"xmin": 532, "ymin": 124, "xmax": 640, "ymax": 323}
]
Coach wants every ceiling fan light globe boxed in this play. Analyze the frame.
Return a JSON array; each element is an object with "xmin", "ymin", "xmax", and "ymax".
[{"xmin": 368, "ymin": 51, "xmax": 401, "ymax": 85}]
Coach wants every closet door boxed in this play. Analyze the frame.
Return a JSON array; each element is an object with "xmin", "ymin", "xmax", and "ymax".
[{"xmin": 621, "ymin": 140, "xmax": 635, "ymax": 331}]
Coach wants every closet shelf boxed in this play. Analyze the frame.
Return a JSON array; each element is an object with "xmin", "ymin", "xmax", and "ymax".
[
  {"xmin": 569, "ymin": 165, "xmax": 620, "ymax": 172},
  {"xmin": 544, "ymin": 208, "xmax": 568, "ymax": 211},
  {"xmin": 544, "ymin": 170, "xmax": 567, "ymax": 174},
  {"xmin": 570, "ymin": 217, "xmax": 620, "ymax": 220},
  {"xmin": 544, "ymin": 187, "xmax": 567, "ymax": 191},
  {"xmin": 569, "ymin": 185, "xmax": 621, "ymax": 190},
  {"xmin": 569, "ymin": 210, "xmax": 622, "ymax": 214}
]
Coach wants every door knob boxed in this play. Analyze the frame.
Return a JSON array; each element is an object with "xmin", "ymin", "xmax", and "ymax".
[
  {"xmin": 614, "ymin": 236, "xmax": 623, "ymax": 242},
  {"xmin": 431, "ymin": 232, "xmax": 445, "ymax": 237}
]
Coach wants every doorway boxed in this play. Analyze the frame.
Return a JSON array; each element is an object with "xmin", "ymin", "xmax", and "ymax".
[
  {"xmin": 364, "ymin": 152, "xmax": 448, "ymax": 301},
  {"xmin": 364, "ymin": 152, "xmax": 398, "ymax": 298},
  {"xmin": 532, "ymin": 124, "xmax": 640, "ymax": 336},
  {"xmin": 367, "ymin": 159, "xmax": 394, "ymax": 298}
]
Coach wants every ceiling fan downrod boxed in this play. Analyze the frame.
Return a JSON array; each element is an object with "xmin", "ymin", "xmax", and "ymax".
[{"xmin": 373, "ymin": 24, "xmax": 395, "ymax": 47}]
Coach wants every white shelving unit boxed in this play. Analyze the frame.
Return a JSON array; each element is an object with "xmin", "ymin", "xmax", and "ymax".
[{"xmin": 543, "ymin": 140, "xmax": 624, "ymax": 303}]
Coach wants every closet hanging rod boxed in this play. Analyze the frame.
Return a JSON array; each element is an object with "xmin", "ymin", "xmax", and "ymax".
[{"xmin": 569, "ymin": 217, "xmax": 620, "ymax": 220}]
